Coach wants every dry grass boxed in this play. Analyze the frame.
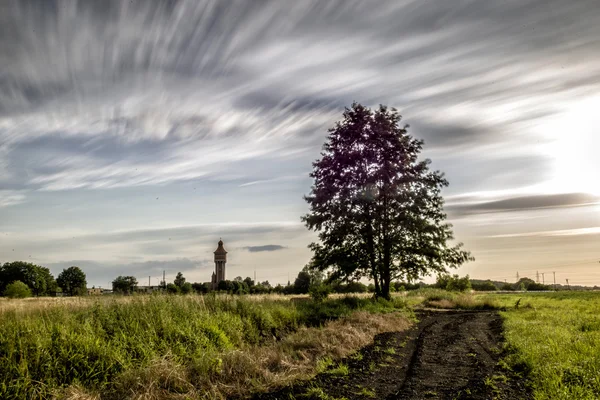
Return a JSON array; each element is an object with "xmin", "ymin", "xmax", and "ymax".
[
  {"xmin": 426, "ymin": 299, "xmax": 455, "ymax": 309},
  {"xmin": 104, "ymin": 311, "xmax": 411, "ymax": 400},
  {"xmin": 0, "ymin": 292, "xmax": 384, "ymax": 315}
]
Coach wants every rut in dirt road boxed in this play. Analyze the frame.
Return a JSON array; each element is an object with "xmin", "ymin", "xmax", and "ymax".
[
  {"xmin": 389, "ymin": 310, "xmax": 521, "ymax": 400},
  {"xmin": 251, "ymin": 310, "xmax": 528, "ymax": 400}
]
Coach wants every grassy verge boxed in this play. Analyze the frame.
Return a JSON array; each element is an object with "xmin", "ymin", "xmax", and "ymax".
[
  {"xmin": 494, "ymin": 291, "xmax": 600, "ymax": 399},
  {"xmin": 0, "ymin": 294, "xmax": 411, "ymax": 399}
]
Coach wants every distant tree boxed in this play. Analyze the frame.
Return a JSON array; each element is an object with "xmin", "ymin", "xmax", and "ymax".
[
  {"xmin": 217, "ymin": 280, "xmax": 234, "ymax": 292},
  {"xmin": 293, "ymin": 271, "xmax": 311, "ymax": 294},
  {"xmin": 243, "ymin": 277, "xmax": 254, "ymax": 287},
  {"xmin": 3, "ymin": 281, "xmax": 32, "ymax": 298},
  {"xmin": 514, "ymin": 277, "xmax": 536, "ymax": 291},
  {"xmin": 166, "ymin": 283, "xmax": 180, "ymax": 294},
  {"xmin": 392, "ymin": 281, "xmax": 421, "ymax": 291},
  {"xmin": 345, "ymin": 281, "xmax": 368, "ymax": 293},
  {"xmin": 57, "ymin": 266, "xmax": 87, "ymax": 296},
  {"xmin": 0, "ymin": 261, "xmax": 57, "ymax": 296},
  {"xmin": 500, "ymin": 283, "xmax": 514, "ymax": 291},
  {"xmin": 191, "ymin": 282, "xmax": 210, "ymax": 294},
  {"xmin": 234, "ymin": 276, "xmax": 243, "ymax": 282},
  {"xmin": 112, "ymin": 276, "xmax": 138, "ymax": 295},
  {"xmin": 514, "ymin": 278, "xmax": 549, "ymax": 291},
  {"xmin": 39, "ymin": 266, "xmax": 58, "ymax": 296},
  {"xmin": 231, "ymin": 280, "xmax": 249, "ymax": 294},
  {"xmin": 180, "ymin": 282, "xmax": 193, "ymax": 294},
  {"xmin": 303, "ymin": 104, "xmax": 472, "ymax": 299},
  {"xmin": 436, "ymin": 274, "xmax": 471, "ymax": 292},
  {"xmin": 471, "ymin": 280, "xmax": 497, "ymax": 291},
  {"xmin": 174, "ymin": 272, "xmax": 186, "ymax": 288}
]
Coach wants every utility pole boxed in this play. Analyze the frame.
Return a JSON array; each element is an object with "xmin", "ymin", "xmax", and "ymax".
[
  {"xmin": 553, "ymin": 272, "xmax": 556, "ymax": 291},
  {"xmin": 542, "ymin": 273, "xmax": 545, "ymax": 285},
  {"xmin": 163, "ymin": 270, "xmax": 166, "ymax": 289},
  {"xmin": 566, "ymin": 279, "xmax": 570, "ymax": 290},
  {"xmin": 536, "ymin": 271, "xmax": 539, "ymax": 283},
  {"xmin": 516, "ymin": 271, "xmax": 520, "ymax": 281}
]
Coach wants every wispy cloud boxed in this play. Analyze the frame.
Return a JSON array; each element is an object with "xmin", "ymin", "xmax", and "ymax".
[
  {"xmin": 447, "ymin": 193, "xmax": 600, "ymax": 216},
  {"xmin": 242, "ymin": 245, "xmax": 287, "ymax": 253},
  {"xmin": 1, "ymin": 0, "xmax": 599, "ymax": 199},
  {"xmin": 489, "ymin": 227, "xmax": 600, "ymax": 238},
  {"xmin": 0, "ymin": 190, "xmax": 27, "ymax": 208}
]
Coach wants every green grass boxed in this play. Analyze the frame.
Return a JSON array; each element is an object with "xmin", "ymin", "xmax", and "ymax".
[
  {"xmin": 0, "ymin": 294, "xmax": 407, "ymax": 398},
  {"xmin": 326, "ymin": 363, "xmax": 350, "ymax": 377},
  {"xmin": 355, "ymin": 387, "xmax": 376, "ymax": 397},
  {"xmin": 491, "ymin": 291, "xmax": 600, "ymax": 399},
  {"xmin": 407, "ymin": 289, "xmax": 600, "ymax": 399}
]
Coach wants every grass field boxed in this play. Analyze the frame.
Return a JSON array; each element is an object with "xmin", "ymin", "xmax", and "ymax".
[
  {"xmin": 495, "ymin": 292, "xmax": 600, "ymax": 400},
  {"xmin": 0, "ymin": 293, "xmax": 411, "ymax": 399},
  {"xmin": 2, "ymin": 290, "xmax": 599, "ymax": 399},
  {"xmin": 410, "ymin": 289, "xmax": 600, "ymax": 399}
]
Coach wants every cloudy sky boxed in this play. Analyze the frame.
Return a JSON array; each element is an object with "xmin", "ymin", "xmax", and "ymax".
[{"xmin": 1, "ymin": 0, "xmax": 599, "ymax": 288}]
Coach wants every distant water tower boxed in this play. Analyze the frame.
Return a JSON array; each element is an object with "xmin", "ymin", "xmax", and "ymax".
[{"xmin": 212, "ymin": 238, "xmax": 227, "ymax": 288}]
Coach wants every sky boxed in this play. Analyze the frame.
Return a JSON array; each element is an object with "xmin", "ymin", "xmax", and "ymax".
[{"xmin": 1, "ymin": 0, "xmax": 599, "ymax": 288}]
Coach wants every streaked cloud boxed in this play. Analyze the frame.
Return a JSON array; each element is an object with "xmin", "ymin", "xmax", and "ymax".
[
  {"xmin": 447, "ymin": 193, "xmax": 600, "ymax": 216},
  {"xmin": 243, "ymin": 245, "xmax": 287, "ymax": 253},
  {"xmin": 489, "ymin": 227, "xmax": 600, "ymax": 238},
  {"xmin": 0, "ymin": 191, "xmax": 27, "ymax": 208}
]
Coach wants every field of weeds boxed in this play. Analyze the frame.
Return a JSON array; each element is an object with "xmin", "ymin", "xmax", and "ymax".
[{"xmin": 0, "ymin": 293, "xmax": 411, "ymax": 399}]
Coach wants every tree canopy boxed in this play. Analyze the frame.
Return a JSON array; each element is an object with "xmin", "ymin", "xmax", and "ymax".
[
  {"xmin": 112, "ymin": 276, "xmax": 138, "ymax": 295},
  {"xmin": 303, "ymin": 103, "xmax": 472, "ymax": 299},
  {"xmin": 56, "ymin": 266, "xmax": 87, "ymax": 296},
  {"xmin": 0, "ymin": 261, "xmax": 57, "ymax": 296},
  {"xmin": 174, "ymin": 272, "xmax": 186, "ymax": 288}
]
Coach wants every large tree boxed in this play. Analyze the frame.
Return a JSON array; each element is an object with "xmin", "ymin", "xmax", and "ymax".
[
  {"xmin": 0, "ymin": 261, "xmax": 57, "ymax": 296},
  {"xmin": 303, "ymin": 103, "xmax": 472, "ymax": 299},
  {"xmin": 56, "ymin": 266, "xmax": 87, "ymax": 296}
]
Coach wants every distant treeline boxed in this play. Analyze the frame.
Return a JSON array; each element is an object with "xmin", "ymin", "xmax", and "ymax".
[
  {"xmin": 3, "ymin": 260, "xmax": 598, "ymax": 298},
  {"xmin": 0, "ymin": 261, "xmax": 87, "ymax": 298}
]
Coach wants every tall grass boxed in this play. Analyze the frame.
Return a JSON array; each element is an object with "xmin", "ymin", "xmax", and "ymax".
[
  {"xmin": 496, "ymin": 292, "xmax": 600, "ymax": 399},
  {"xmin": 406, "ymin": 288, "xmax": 500, "ymax": 310},
  {"xmin": 0, "ymin": 294, "xmax": 409, "ymax": 399}
]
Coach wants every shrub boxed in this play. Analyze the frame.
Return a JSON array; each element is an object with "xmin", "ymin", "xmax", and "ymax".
[
  {"xmin": 166, "ymin": 283, "xmax": 180, "ymax": 294},
  {"xmin": 3, "ymin": 280, "xmax": 32, "ymax": 298},
  {"xmin": 309, "ymin": 284, "xmax": 331, "ymax": 302},
  {"xmin": 436, "ymin": 274, "xmax": 471, "ymax": 292}
]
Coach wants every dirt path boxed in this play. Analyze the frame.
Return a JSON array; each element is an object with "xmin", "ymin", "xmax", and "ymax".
[
  {"xmin": 389, "ymin": 310, "xmax": 526, "ymax": 399},
  {"xmin": 254, "ymin": 310, "xmax": 529, "ymax": 400}
]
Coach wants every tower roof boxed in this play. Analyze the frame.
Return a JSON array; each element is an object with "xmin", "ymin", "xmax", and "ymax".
[{"xmin": 214, "ymin": 238, "xmax": 227, "ymax": 254}]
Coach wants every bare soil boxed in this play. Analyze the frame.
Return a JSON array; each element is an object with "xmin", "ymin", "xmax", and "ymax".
[{"xmin": 252, "ymin": 310, "xmax": 530, "ymax": 400}]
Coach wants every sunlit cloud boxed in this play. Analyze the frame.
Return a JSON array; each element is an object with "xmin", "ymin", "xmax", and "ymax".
[{"xmin": 488, "ymin": 227, "xmax": 600, "ymax": 238}]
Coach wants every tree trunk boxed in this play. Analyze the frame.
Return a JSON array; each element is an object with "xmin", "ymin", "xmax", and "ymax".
[{"xmin": 381, "ymin": 182, "xmax": 391, "ymax": 300}]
